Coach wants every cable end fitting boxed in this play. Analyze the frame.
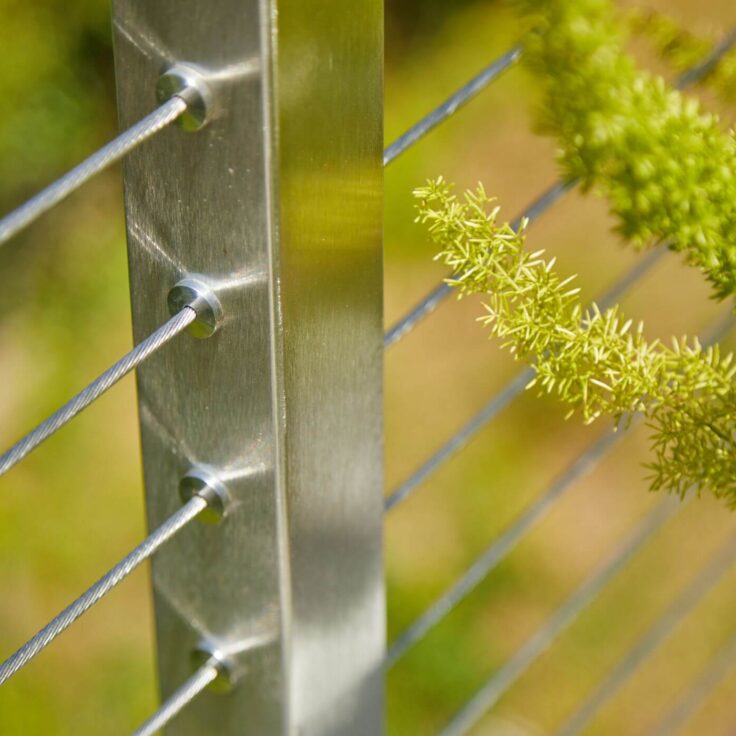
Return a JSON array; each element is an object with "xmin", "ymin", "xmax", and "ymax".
[
  {"xmin": 156, "ymin": 64, "xmax": 215, "ymax": 131},
  {"xmin": 192, "ymin": 641, "xmax": 238, "ymax": 694},
  {"xmin": 180, "ymin": 468, "xmax": 230, "ymax": 525},
  {"xmin": 168, "ymin": 277, "xmax": 224, "ymax": 339}
]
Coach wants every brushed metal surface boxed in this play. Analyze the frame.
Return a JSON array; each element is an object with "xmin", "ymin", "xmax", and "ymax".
[{"xmin": 112, "ymin": 0, "xmax": 384, "ymax": 733}]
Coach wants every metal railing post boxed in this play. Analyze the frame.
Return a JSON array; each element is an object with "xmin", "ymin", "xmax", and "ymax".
[{"xmin": 111, "ymin": 1, "xmax": 384, "ymax": 733}]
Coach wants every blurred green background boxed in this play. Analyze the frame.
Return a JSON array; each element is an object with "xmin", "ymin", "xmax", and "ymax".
[{"xmin": 0, "ymin": 0, "xmax": 735, "ymax": 733}]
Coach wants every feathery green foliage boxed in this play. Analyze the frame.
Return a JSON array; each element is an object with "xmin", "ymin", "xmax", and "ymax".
[
  {"xmin": 513, "ymin": 0, "xmax": 736, "ymax": 300},
  {"xmin": 415, "ymin": 178, "xmax": 736, "ymax": 505}
]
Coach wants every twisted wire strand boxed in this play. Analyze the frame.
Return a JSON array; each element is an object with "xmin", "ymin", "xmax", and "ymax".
[
  {"xmin": 650, "ymin": 630, "xmax": 736, "ymax": 736},
  {"xmin": 132, "ymin": 659, "xmax": 219, "ymax": 736},
  {"xmin": 0, "ymin": 495, "xmax": 207, "ymax": 686},
  {"xmin": 554, "ymin": 534, "xmax": 736, "ymax": 736},
  {"xmin": 384, "ymin": 246, "xmax": 665, "ymax": 512},
  {"xmin": 439, "ymin": 498, "xmax": 681, "ymax": 736},
  {"xmin": 384, "ymin": 32, "xmax": 736, "ymax": 348},
  {"xmin": 0, "ymin": 96, "xmax": 186, "ymax": 247},
  {"xmin": 0, "ymin": 306, "xmax": 195, "ymax": 478},
  {"xmin": 383, "ymin": 45, "xmax": 523, "ymax": 167}
]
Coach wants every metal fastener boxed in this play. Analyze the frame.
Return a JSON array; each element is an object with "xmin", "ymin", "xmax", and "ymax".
[
  {"xmin": 179, "ymin": 468, "xmax": 231, "ymax": 524},
  {"xmin": 156, "ymin": 64, "xmax": 216, "ymax": 131},
  {"xmin": 168, "ymin": 277, "xmax": 225, "ymax": 339},
  {"xmin": 192, "ymin": 640, "xmax": 239, "ymax": 694}
]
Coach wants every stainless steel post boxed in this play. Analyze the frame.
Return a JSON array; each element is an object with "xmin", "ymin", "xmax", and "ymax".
[{"xmin": 111, "ymin": 0, "xmax": 384, "ymax": 732}]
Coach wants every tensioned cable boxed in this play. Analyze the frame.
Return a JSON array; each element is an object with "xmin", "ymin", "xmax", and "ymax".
[
  {"xmin": 389, "ymin": 315, "xmax": 732, "ymax": 685},
  {"xmin": 0, "ymin": 494, "xmax": 206, "ymax": 686},
  {"xmin": 389, "ymin": 313, "xmax": 733, "ymax": 667},
  {"xmin": 0, "ymin": 306, "xmax": 195, "ymax": 478},
  {"xmin": 0, "ymin": 96, "xmax": 186, "ymax": 247},
  {"xmin": 554, "ymin": 533, "xmax": 736, "ymax": 736},
  {"xmin": 383, "ymin": 45, "xmax": 523, "ymax": 166},
  {"xmin": 387, "ymin": 430, "xmax": 624, "ymax": 667},
  {"xmin": 384, "ymin": 246, "xmax": 665, "ymax": 512},
  {"xmin": 384, "ymin": 31, "xmax": 736, "ymax": 348},
  {"xmin": 650, "ymin": 630, "xmax": 736, "ymax": 736},
  {"xmin": 438, "ymin": 497, "xmax": 681, "ymax": 736},
  {"xmin": 383, "ymin": 25, "xmax": 736, "ymax": 173},
  {"xmin": 132, "ymin": 658, "xmax": 219, "ymax": 736}
]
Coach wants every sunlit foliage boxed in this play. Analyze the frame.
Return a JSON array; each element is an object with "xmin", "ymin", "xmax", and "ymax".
[{"xmin": 416, "ymin": 178, "xmax": 736, "ymax": 505}]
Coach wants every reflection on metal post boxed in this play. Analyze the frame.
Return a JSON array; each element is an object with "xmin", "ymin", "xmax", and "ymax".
[{"xmin": 112, "ymin": 0, "xmax": 384, "ymax": 733}]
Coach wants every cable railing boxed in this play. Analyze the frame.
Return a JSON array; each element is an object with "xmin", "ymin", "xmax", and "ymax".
[
  {"xmin": 387, "ymin": 308, "xmax": 734, "ymax": 730},
  {"xmin": 383, "ymin": 25, "xmax": 736, "ymax": 736},
  {"xmin": 0, "ymin": 49, "xmax": 233, "ymax": 731},
  {"xmin": 132, "ymin": 656, "xmax": 223, "ymax": 736},
  {"xmin": 383, "ymin": 45, "xmax": 523, "ymax": 166},
  {"xmin": 384, "ymin": 32, "xmax": 736, "ymax": 348},
  {"xmin": 650, "ymin": 630, "xmax": 736, "ymax": 736},
  {"xmin": 0, "ymin": 493, "xmax": 208, "ymax": 685},
  {"xmin": 438, "ymin": 497, "xmax": 681, "ymax": 736},
  {"xmin": 0, "ymin": 306, "xmax": 196, "ymax": 477},
  {"xmin": 0, "ymin": 96, "xmax": 185, "ymax": 247},
  {"xmin": 386, "ymin": 430, "xmax": 629, "ymax": 667},
  {"xmin": 387, "ymin": 308, "xmax": 733, "ymax": 667},
  {"xmin": 443, "ymin": 530, "xmax": 736, "ymax": 736},
  {"xmin": 554, "ymin": 533, "xmax": 736, "ymax": 736},
  {"xmin": 2, "ymin": 3, "xmax": 735, "ymax": 734}
]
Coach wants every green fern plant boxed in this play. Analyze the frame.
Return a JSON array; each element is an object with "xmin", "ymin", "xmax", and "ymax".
[
  {"xmin": 415, "ymin": 178, "xmax": 736, "ymax": 505},
  {"xmin": 513, "ymin": 0, "xmax": 736, "ymax": 300}
]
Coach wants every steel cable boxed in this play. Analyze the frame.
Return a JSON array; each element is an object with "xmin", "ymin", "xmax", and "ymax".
[
  {"xmin": 132, "ymin": 658, "xmax": 219, "ymax": 736},
  {"xmin": 0, "ymin": 306, "xmax": 195, "ymax": 478},
  {"xmin": 0, "ymin": 495, "xmax": 207, "ymax": 685},
  {"xmin": 389, "ymin": 312, "xmax": 733, "ymax": 669},
  {"xmin": 387, "ymin": 430, "xmax": 624, "ymax": 668},
  {"xmin": 384, "ymin": 32, "xmax": 736, "ymax": 348},
  {"xmin": 554, "ymin": 534, "xmax": 736, "ymax": 736},
  {"xmin": 439, "ymin": 498, "xmax": 681, "ymax": 736},
  {"xmin": 383, "ymin": 45, "xmax": 523, "ymax": 167},
  {"xmin": 0, "ymin": 96, "xmax": 186, "ymax": 246},
  {"xmin": 650, "ymin": 631, "xmax": 736, "ymax": 736}
]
